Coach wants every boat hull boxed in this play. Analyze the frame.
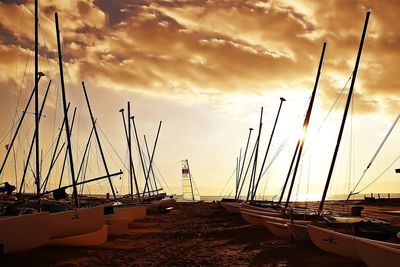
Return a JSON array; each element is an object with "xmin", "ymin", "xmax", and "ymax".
[
  {"xmin": 0, "ymin": 212, "xmax": 51, "ymax": 254},
  {"xmin": 221, "ymin": 202, "xmax": 241, "ymax": 213},
  {"xmin": 308, "ymin": 225, "xmax": 360, "ymax": 260},
  {"xmin": 356, "ymin": 236, "xmax": 400, "ymax": 267},
  {"xmin": 132, "ymin": 205, "xmax": 146, "ymax": 221},
  {"xmin": 288, "ymin": 223, "xmax": 311, "ymax": 242},
  {"xmin": 263, "ymin": 220, "xmax": 291, "ymax": 239},
  {"xmin": 47, "ymin": 225, "xmax": 108, "ymax": 247},
  {"xmin": 49, "ymin": 205, "xmax": 104, "ymax": 239}
]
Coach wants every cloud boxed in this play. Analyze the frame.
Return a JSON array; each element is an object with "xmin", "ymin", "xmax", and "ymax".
[{"xmin": 0, "ymin": 0, "xmax": 398, "ymax": 118}]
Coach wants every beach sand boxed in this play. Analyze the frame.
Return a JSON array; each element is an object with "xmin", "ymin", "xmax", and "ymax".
[{"xmin": 2, "ymin": 202, "xmax": 369, "ymax": 266}]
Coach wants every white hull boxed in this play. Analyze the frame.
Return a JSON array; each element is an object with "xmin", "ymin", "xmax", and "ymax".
[
  {"xmin": 47, "ymin": 225, "xmax": 108, "ymax": 247},
  {"xmin": 0, "ymin": 212, "xmax": 51, "ymax": 254},
  {"xmin": 263, "ymin": 220, "xmax": 291, "ymax": 239},
  {"xmin": 356, "ymin": 236, "xmax": 400, "ymax": 267},
  {"xmin": 287, "ymin": 223, "xmax": 311, "ymax": 242},
  {"xmin": 308, "ymin": 225, "xmax": 360, "ymax": 260},
  {"xmin": 239, "ymin": 203, "xmax": 281, "ymax": 216},
  {"xmin": 49, "ymin": 205, "xmax": 104, "ymax": 239},
  {"xmin": 240, "ymin": 210, "xmax": 266, "ymax": 226}
]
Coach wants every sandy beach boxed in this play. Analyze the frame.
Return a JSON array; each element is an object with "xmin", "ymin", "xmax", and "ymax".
[{"xmin": 2, "ymin": 202, "xmax": 369, "ymax": 267}]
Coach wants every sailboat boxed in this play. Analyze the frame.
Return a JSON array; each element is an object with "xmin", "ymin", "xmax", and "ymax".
[
  {"xmin": 238, "ymin": 41, "xmax": 326, "ymax": 240},
  {"xmin": 0, "ymin": 212, "xmax": 51, "ymax": 254},
  {"xmin": 181, "ymin": 159, "xmax": 201, "ymax": 202},
  {"xmin": 306, "ymin": 12, "xmax": 400, "ymax": 262}
]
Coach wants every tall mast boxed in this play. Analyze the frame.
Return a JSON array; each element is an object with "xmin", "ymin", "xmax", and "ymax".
[
  {"xmin": 127, "ymin": 102, "xmax": 134, "ymax": 199},
  {"xmin": 82, "ymin": 81, "xmax": 116, "ymax": 199},
  {"xmin": 237, "ymin": 136, "xmax": 257, "ymax": 198},
  {"xmin": 246, "ymin": 107, "xmax": 263, "ymax": 202},
  {"xmin": 235, "ymin": 128, "xmax": 253, "ymax": 199},
  {"xmin": 285, "ymin": 42, "xmax": 326, "ymax": 208},
  {"xmin": 34, "ymin": 0, "xmax": 40, "ymax": 196},
  {"xmin": 277, "ymin": 142, "xmax": 299, "ymax": 204},
  {"xmin": 251, "ymin": 97, "xmax": 286, "ymax": 201},
  {"xmin": 55, "ymin": 12, "xmax": 79, "ymax": 207},
  {"xmin": 319, "ymin": 12, "xmax": 370, "ymax": 213},
  {"xmin": 142, "ymin": 121, "xmax": 162, "ymax": 197},
  {"xmin": 128, "ymin": 101, "xmax": 140, "ymax": 201},
  {"xmin": 144, "ymin": 136, "xmax": 159, "ymax": 195},
  {"xmin": 131, "ymin": 116, "xmax": 147, "ymax": 195}
]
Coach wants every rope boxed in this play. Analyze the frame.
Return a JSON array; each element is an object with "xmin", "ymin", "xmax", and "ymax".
[
  {"xmin": 349, "ymin": 112, "xmax": 400, "ymax": 197},
  {"xmin": 355, "ymin": 153, "xmax": 400, "ymax": 194},
  {"xmin": 218, "ymin": 167, "xmax": 236, "ymax": 197}
]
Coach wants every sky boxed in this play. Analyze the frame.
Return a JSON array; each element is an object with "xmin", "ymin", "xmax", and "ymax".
[{"xmin": 0, "ymin": 0, "xmax": 399, "ymax": 201}]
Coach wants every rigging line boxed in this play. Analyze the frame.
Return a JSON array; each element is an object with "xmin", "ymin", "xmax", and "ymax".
[
  {"xmin": 152, "ymin": 162, "xmax": 172, "ymax": 193},
  {"xmin": 15, "ymin": 4, "xmax": 27, "ymax": 83},
  {"xmin": 257, "ymin": 97, "xmax": 313, "ymax": 181},
  {"xmin": 39, "ymin": 22, "xmax": 62, "ymax": 159},
  {"xmin": 218, "ymin": 167, "xmax": 236, "ymax": 196},
  {"xmin": 293, "ymin": 75, "xmax": 352, "ymax": 162},
  {"xmin": 14, "ymin": 48, "xmax": 33, "ymax": 125},
  {"xmin": 96, "ymin": 124, "xmax": 128, "ymax": 170},
  {"xmin": 260, "ymin": 141, "xmax": 286, "ymax": 178},
  {"xmin": 38, "ymin": 22, "xmax": 58, "ymax": 150},
  {"xmin": 0, "ymin": 70, "xmax": 17, "ymax": 127},
  {"xmin": 349, "ymin": 112, "xmax": 400, "ymax": 196},
  {"xmin": 356, "ymin": 153, "xmax": 400, "ymax": 194}
]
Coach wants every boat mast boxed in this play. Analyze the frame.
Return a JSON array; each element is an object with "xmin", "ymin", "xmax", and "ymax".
[
  {"xmin": 127, "ymin": 102, "xmax": 141, "ymax": 199},
  {"xmin": 55, "ymin": 12, "xmax": 79, "ymax": 207},
  {"xmin": 142, "ymin": 121, "xmax": 162, "ymax": 197},
  {"xmin": 19, "ymin": 80, "xmax": 51, "ymax": 193},
  {"xmin": 318, "ymin": 12, "xmax": 370, "ymax": 214},
  {"xmin": 186, "ymin": 159, "xmax": 195, "ymax": 202},
  {"xmin": 131, "ymin": 116, "xmax": 148, "ymax": 196},
  {"xmin": 82, "ymin": 81, "xmax": 117, "ymax": 200},
  {"xmin": 251, "ymin": 97, "xmax": 286, "ymax": 201},
  {"xmin": 58, "ymin": 107, "xmax": 77, "ymax": 188},
  {"xmin": 144, "ymin": 136, "xmax": 159, "ymax": 195},
  {"xmin": 235, "ymin": 128, "xmax": 253, "ymax": 199},
  {"xmin": 285, "ymin": 42, "xmax": 326, "ymax": 209},
  {"xmin": 34, "ymin": 0, "xmax": 40, "ymax": 196},
  {"xmin": 246, "ymin": 107, "xmax": 263, "ymax": 202}
]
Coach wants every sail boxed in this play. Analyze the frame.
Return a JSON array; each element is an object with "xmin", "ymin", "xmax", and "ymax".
[{"xmin": 181, "ymin": 160, "xmax": 201, "ymax": 201}]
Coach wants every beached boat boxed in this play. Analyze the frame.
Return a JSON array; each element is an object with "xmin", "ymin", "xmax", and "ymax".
[
  {"xmin": 240, "ymin": 209, "xmax": 268, "ymax": 226},
  {"xmin": 0, "ymin": 212, "xmax": 51, "ymax": 254},
  {"xmin": 47, "ymin": 225, "xmax": 108, "ymax": 247},
  {"xmin": 262, "ymin": 214, "xmax": 310, "ymax": 240},
  {"xmin": 103, "ymin": 204, "xmax": 145, "ymax": 236},
  {"xmin": 287, "ymin": 222, "xmax": 311, "ymax": 242},
  {"xmin": 131, "ymin": 204, "xmax": 146, "ymax": 221},
  {"xmin": 49, "ymin": 205, "xmax": 104, "ymax": 239},
  {"xmin": 263, "ymin": 221, "xmax": 291, "ymax": 239},
  {"xmin": 356, "ymin": 236, "xmax": 400, "ymax": 267},
  {"xmin": 221, "ymin": 199, "xmax": 242, "ymax": 213},
  {"xmin": 308, "ymin": 224, "xmax": 361, "ymax": 260}
]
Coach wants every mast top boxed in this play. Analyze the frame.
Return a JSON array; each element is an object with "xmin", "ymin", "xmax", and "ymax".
[
  {"xmin": 280, "ymin": 97, "xmax": 286, "ymax": 102},
  {"xmin": 38, "ymin": 72, "xmax": 45, "ymax": 77},
  {"xmin": 119, "ymin": 109, "xmax": 124, "ymax": 112}
]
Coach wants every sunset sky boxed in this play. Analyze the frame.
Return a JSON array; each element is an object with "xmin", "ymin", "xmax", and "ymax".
[{"xmin": 0, "ymin": 0, "xmax": 399, "ymax": 200}]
